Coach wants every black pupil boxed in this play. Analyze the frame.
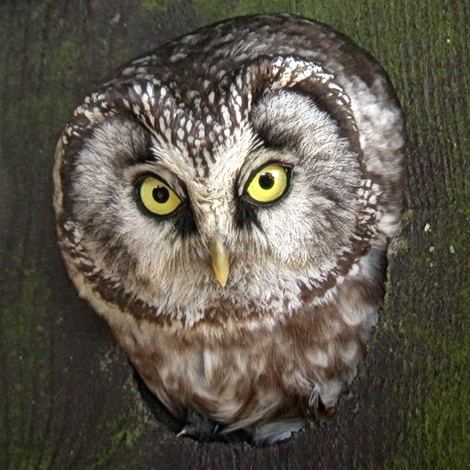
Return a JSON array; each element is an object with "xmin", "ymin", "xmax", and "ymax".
[
  {"xmin": 152, "ymin": 185, "xmax": 170, "ymax": 203},
  {"xmin": 259, "ymin": 172, "xmax": 275, "ymax": 190}
]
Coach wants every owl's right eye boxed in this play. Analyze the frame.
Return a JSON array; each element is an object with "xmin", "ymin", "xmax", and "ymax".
[{"xmin": 136, "ymin": 175, "xmax": 182, "ymax": 217}]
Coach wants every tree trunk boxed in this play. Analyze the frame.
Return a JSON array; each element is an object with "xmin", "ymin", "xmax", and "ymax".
[{"xmin": 0, "ymin": 1, "xmax": 467, "ymax": 469}]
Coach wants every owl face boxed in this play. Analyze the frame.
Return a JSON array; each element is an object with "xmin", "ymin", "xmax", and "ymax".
[
  {"xmin": 54, "ymin": 14, "xmax": 405, "ymax": 443},
  {"xmin": 58, "ymin": 82, "xmax": 363, "ymax": 326}
]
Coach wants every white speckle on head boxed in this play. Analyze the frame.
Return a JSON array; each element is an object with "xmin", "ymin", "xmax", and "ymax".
[
  {"xmin": 220, "ymin": 105, "xmax": 230, "ymax": 126},
  {"xmin": 169, "ymin": 52, "xmax": 187, "ymax": 62}
]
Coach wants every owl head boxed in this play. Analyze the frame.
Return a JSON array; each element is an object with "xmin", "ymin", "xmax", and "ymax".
[{"xmin": 54, "ymin": 16, "xmax": 405, "ymax": 329}]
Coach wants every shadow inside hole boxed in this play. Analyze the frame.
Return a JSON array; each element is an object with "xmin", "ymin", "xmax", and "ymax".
[{"xmin": 134, "ymin": 368, "xmax": 253, "ymax": 445}]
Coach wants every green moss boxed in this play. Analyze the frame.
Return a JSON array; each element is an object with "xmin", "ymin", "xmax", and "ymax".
[
  {"xmin": 141, "ymin": 0, "xmax": 185, "ymax": 13},
  {"xmin": 0, "ymin": 261, "xmax": 149, "ymax": 470},
  {"xmin": 0, "ymin": 265, "xmax": 57, "ymax": 470},
  {"xmin": 384, "ymin": 206, "xmax": 469, "ymax": 469},
  {"xmin": 84, "ymin": 411, "xmax": 145, "ymax": 470}
]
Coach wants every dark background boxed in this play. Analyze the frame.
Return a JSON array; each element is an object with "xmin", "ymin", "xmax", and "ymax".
[{"xmin": 0, "ymin": 1, "xmax": 468, "ymax": 469}]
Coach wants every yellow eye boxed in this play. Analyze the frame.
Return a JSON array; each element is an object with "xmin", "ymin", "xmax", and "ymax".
[
  {"xmin": 245, "ymin": 164, "xmax": 290, "ymax": 204},
  {"xmin": 137, "ymin": 176, "xmax": 182, "ymax": 216}
]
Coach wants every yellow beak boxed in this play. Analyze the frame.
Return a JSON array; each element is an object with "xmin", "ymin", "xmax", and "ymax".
[{"xmin": 210, "ymin": 237, "xmax": 229, "ymax": 287}]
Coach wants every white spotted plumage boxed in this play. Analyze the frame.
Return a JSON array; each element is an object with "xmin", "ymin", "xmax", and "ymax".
[{"xmin": 54, "ymin": 14, "xmax": 405, "ymax": 445}]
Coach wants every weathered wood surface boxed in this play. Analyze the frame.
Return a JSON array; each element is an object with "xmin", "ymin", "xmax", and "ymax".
[{"xmin": 0, "ymin": 1, "xmax": 468, "ymax": 469}]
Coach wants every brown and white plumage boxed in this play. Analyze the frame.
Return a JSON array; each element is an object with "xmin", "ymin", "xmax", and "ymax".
[{"xmin": 54, "ymin": 14, "xmax": 405, "ymax": 444}]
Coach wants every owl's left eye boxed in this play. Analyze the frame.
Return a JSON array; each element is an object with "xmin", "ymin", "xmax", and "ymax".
[
  {"xmin": 136, "ymin": 175, "xmax": 182, "ymax": 216},
  {"xmin": 244, "ymin": 164, "xmax": 291, "ymax": 205}
]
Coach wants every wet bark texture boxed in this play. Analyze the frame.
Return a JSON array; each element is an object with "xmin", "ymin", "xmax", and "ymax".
[{"xmin": 0, "ymin": 1, "xmax": 468, "ymax": 469}]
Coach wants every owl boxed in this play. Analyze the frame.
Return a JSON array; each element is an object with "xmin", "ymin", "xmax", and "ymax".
[{"xmin": 53, "ymin": 14, "xmax": 405, "ymax": 445}]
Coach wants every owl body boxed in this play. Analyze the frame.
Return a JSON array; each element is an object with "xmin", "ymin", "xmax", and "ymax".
[{"xmin": 54, "ymin": 14, "xmax": 405, "ymax": 444}]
